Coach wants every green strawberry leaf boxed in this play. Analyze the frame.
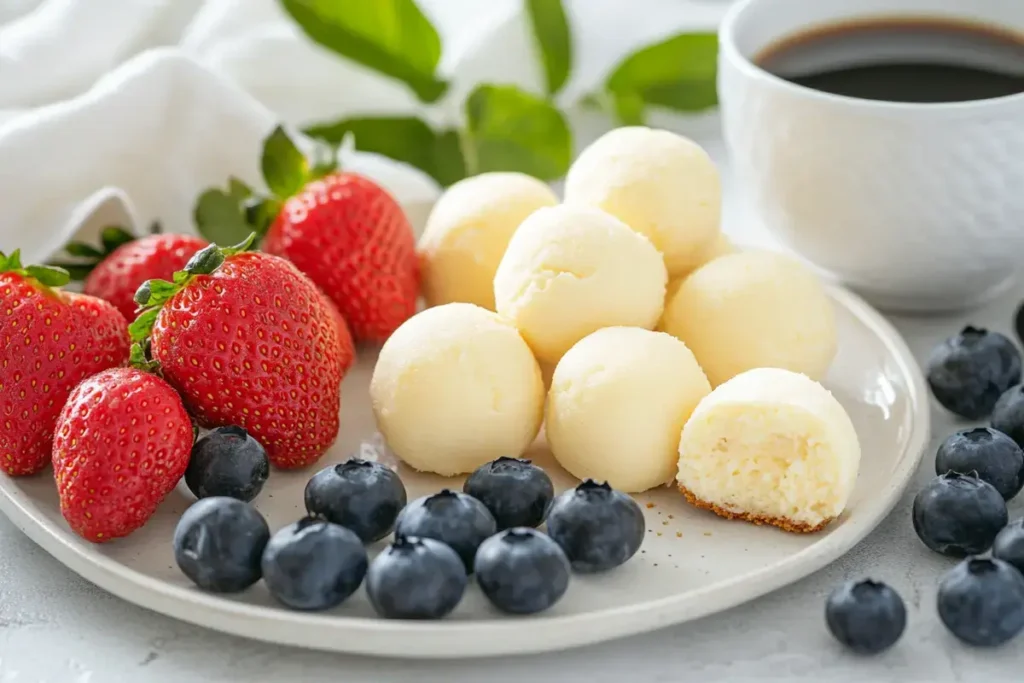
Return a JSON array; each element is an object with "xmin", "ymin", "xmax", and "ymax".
[
  {"xmin": 65, "ymin": 242, "xmax": 105, "ymax": 259},
  {"xmin": 228, "ymin": 177, "xmax": 253, "ymax": 202},
  {"xmin": 24, "ymin": 264, "xmax": 70, "ymax": 287},
  {"xmin": 261, "ymin": 125, "xmax": 310, "ymax": 198},
  {"xmin": 133, "ymin": 279, "xmax": 178, "ymax": 307},
  {"xmin": 243, "ymin": 198, "xmax": 281, "ymax": 236},
  {"xmin": 194, "ymin": 187, "xmax": 255, "ymax": 246},
  {"xmin": 128, "ymin": 342, "xmax": 161, "ymax": 373},
  {"xmin": 99, "ymin": 226, "xmax": 136, "ymax": 254},
  {"xmin": 464, "ymin": 84, "xmax": 572, "ymax": 180},
  {"xmin": 525, "ymin": 0, "xmax": 573, "ymax": 96},
  {"xmin": 183, "ymin": 244, "xmax": 226, "ymax": 276},
  {"xmin": 47, "ymin": 263, "xmax": 94, "ymax": 281},
  {"xmin": 280, "ymin": 0, "xmax": 447, "ymax": 103},
  {"xmin": 128, "ymin": 308, "xmax": 160, "ymax": 343},
  {"xmin": 222, "ymin": 233, "xmax": 258, "ymax": 257}
]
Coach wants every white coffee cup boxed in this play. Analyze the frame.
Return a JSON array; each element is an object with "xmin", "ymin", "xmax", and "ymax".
[{"xmin": 718, "ymin": 0, "xmax": 1024, "ymax": 312}]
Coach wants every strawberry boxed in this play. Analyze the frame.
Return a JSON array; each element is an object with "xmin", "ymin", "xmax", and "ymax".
[
  {"xmin": 0, "ymin": 251, "xmax": 130, "ymax": 476},
  {"xmin": 131, "ymin": 237, "xmax": 345, "ymax": 469},
  {"xmin": 325, "ymin": 297, "xmax": 356, "ymax": 375},
  {"xmin": 50, "ymin": 225, "xmax": 208, "ymax": 321},
  {"xmin": 193, "ymin": 126, "xmax": 419, "ymax": 344},
  {"xmin": 53, "ymin": 358, "xmax": 192, "ymax": 542}
]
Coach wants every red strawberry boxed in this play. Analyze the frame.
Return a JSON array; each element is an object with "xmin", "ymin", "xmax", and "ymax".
[
  {"xmin": 132, "ymin": 238, "xmax": 345, "ymax": 469},
  {"xmin": 325, "ymin": 297, "xmax": 356, "ymax": 374},
  {"xmin": 0, "ymin": 251, "xmax": 130, "ymax": 476},
  {"xmin": 53, "ymin": 363, "xmax": 192, "ymax": 542}
]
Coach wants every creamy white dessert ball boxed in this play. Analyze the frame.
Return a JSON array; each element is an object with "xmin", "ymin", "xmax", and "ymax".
[
  {"xmin": 660, "ymin": 250, "xmax": 837, "ymax": 387},
  {"xmin": 664, "ymin": 233, "xmax": 738, "ymax": 304},
  {"xmin": 564, "ymin": 126, "xmax": 721, "ymax": 277},
  {"xmin": 677, "ymin": 368, "xmax": 860, "ymax": 532},
  {"xmin": 417, "ymin": 172, "xmax": 558, "ymax": 310},
  {"xmin": 546, "ymin": 327, "xmax": 711, "ymax": 493},
  {"xmin": 493, "ymin": 204, "xmax": 667, "ymax": 366},
  {"xmin": 370, "ymin": 303, "xmax": 545, "ymax": 476}
]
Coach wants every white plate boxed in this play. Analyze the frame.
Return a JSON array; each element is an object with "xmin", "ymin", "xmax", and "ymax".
[{"xmin": 0, "ymin": 285, "xmax": 929, "ymax": 659}]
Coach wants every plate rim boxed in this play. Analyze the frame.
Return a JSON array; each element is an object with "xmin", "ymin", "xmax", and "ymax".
[{"xmin": 0, "ymin": 284, "xmax": 931, "ymax": 659}]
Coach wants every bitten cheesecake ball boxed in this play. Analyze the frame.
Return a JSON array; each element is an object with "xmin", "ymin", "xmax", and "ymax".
[
  {"xmin": 418, "ymin": 173, "xmax": 558, "ymax": 310},
  {"xmin": 370, "ymin": 303, "xmax": 545, "ymax": 476},
  {"xmin": 661, "ymin": 250, "xmax": 837, "ymax": 386},
  {"xmin": 564, "ymin": 126, "xmax": 721, "ymax": 277},
  {"xmin": 493, "ymin": 204, "xmax": 667, "ymax": 366},
  {"xmin": 546, "ymin": 327, "xmax": 711, "ymax": 493},
  {"xmin": 677, "ymin": 368, "xmax": 860, "ymax": 533}
]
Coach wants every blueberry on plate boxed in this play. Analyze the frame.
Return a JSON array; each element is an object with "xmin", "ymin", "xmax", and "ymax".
[
  {"xmin": 825, "ymin": 580, "xmax": 906, "ymax": 655},
  {"xmin": 926, "ymin": 326, "xmax": 1021, "ymax": 420},
  {"xmin": 366, "ymin": 536, "xmax": 467, "ymax": 619},
  {"xmin": 546, "ymin": 480, "xmax": 645, "ymax": 573},
  {"xmin": 261, "ymin": 517, "xmax": 368, "ymax": 611},
  {"xmin": 938, "ymin": 557, "xmax": 1024, "ymax": 647},
  {"xmin": 173, "ymin": 497, "xmax": 270, "ymax": 593},
  {"xmin": 992, "ymin": 518, "xmax": 1024, "ymax": 573},
  {"xmin": 992, "ymin": 385, "xmax": 1024, "ymax": 449},
  {"xmin": 935, "ymin": 427, "xmax": 1024, "ymax": 500},
  {"xmin": 474, "ymin": 528, "xmax": 570, "ymax": 615},
  {"xmin": 184, "ymin": 426, "xmax": 270, "ymax": 502},
  {"xmin": 394, "ymin": 490, "xmax": 496, "ymax": 572},
  {"xmin": 304, "ymin": 459, "xmax": 407, "ymax": 542},
  {"xmin": 912, "ymin": 472, "xmax": 1007, "ymax": 557},
  {"xmin": 463, "ymin": 457, "xmax": 554, "ymax": 530}
]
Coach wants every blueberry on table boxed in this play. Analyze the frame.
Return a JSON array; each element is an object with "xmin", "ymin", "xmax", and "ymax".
[
  {"xmin": 825, "ymin": 580, "xmax": 906, "ymax": 655},
  {"xmin": 912, "ymin": 472, "xmax": 1007, "ymax": 557},
  {"xmin": 394, "ymin": 490, "xmax": 497, "ymax": 572},
  {"xmin": 938, "ymin": 557, "xmax": 1024, "ymax": 647},
  {"xmin": 185, "ymin": 426, "xmax": 270, "ymax": 502},
  {"xmin": 992, "ymin": 385, "xmax": 1024, "ymax": 449},
  {"xmin": 366, "ymin": 536, "xmax": 468, "ymax": 619},
  {"xmin": 261, "ymin": 518, "xmax": 368, "ymax": 611},
  {"xmin": 545, "ymin": 480, "xmax": 645, "ymax": 573},
  {"xmin": 304, "ymin": 459, "xmax": 407, "ymax": 542},
  {"xmin": 463, "ymin": 457, "xmax": 554, "ymax": 530},
  {"xmin": 935, "ymin": 427, "xmax": 1024, "ymax": 500},
  {"xmin": 173, "ymin": 497, "xmax": 270, "ymax": 593},
  {"xmin": 474, "ymin": 528, "xmax": 571, "ymax": 614},
  {"xmin": 926, "ymin": 326, "xmax": 1021, "ymax": 419},
  {"xmin": 992, "ymin": 518, "xmax": 1024, "ymax": 573}
]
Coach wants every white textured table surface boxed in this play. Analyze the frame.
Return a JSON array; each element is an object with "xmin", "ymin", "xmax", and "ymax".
[{"xmin": 3, "ymin": 134, "xmax": 1022, "ymax": 683}]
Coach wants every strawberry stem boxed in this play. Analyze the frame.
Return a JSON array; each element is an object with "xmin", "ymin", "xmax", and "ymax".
[{"xmin": 1, "ymin": 250, "xmax": 71, "ymax": 288}]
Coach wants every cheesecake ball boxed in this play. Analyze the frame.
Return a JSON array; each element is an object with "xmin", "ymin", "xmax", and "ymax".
[
  {"xmin": 418, "ymin": 173, "xmax": 558, "ymax": 310},
  {"xmin": 370, "ymin": 303, "xmax": 545, "ymax": 476},
  {"xmin": 493, "ymin": 204, "xmax": 667, "ymax": 366},
  {"xmin": 677, "ymin": 368, "xmax": 860, "ymax": 532},
  {"xmin": 665, "ymin": 233, "xmax": 738, "ymax": 304},
  {"xmin": 661, "ymin": 250, "xmax": 837, "ymax": 386},
  {"xmin": 564, "ymin": 126, "xmax": 721, "ymax": 277},
  {"xmin": 546, "ymin": 327, "xmax": 711, "ymax": 493}
]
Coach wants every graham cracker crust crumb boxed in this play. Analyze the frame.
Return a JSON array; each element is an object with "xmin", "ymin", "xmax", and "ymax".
[{"xmin": 677, "ymin": 484, "xmax": 832, "ymax": 534}]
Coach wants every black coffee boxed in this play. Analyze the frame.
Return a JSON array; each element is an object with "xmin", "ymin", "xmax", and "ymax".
[{"xmin": 758, "ymin": 19, "xmax": 1024, "ymax": 103}]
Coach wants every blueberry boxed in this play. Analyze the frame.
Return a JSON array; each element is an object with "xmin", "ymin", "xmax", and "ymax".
[
  {"xmin": 546, "ymin": 480, "xmax": 645, "ymax": 573},
  {"xmin": 992, "ymin": 385, "xmax": 1024, "ymax": 449},
  {"xmin": 825, "ymin": 580, "xmax": 906, "ymax": 655},
  {"xmin": 185, "ymin": 426, "xmax": 269, "ymax": 502},
  {"xmin": 912, "ymin": 472, "xmax": 1007, "ymax": 557},
  {"xmin": 938, "ymin": 557, "xmax": 1024, "ymax": 647},
  {"xmin": 935, "ymin": 428, "xmax": 1024, "ymax": 500},
  {"xmin": 366, "ymin": 536, "xmax": 467, "ymax": 619},
  {"xmin": 261, "ymin": 517, "xmax": 368, "ymax": 611},
  {"xmin": 304, "ymin": 459, "xmax": 407, "ymax": 542},
  {"xmin": 394, "ymin": 490, "xmax": 496, "ymax": 572},
  {"xmin": 992, "ymin": 518, "xmax": 1024, "ymax": 573},
  {"xmin": 474, "ymin": 528, "xmax": 570, "ymax": 614},
  {"xmin": 463, "ymin": 457, "xmax": 554, "ymax": 530},
  {"xmin": 173, "ymin": 497, "xmax": 270, "ymax": 593},
  {"xmin": 926, "ymin": 326, "xmax": 1021, "ymax": 420}
]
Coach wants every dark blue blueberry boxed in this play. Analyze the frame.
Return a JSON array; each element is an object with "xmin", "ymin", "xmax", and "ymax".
[
  {"xmin": 938, "ymin": 557, "xmax": 1024, "ymax": 647},
  {"xmin": 992, "ymin": 518, "xmax": 1024, "ymax": 573},
  {"xmin": 926, "ymin": 326, "xmax": 1021, "ymax": 420},
  {"xmin": 394, "ymin": 490, "xmax": 496, "ymax": 572},
  {"xmin": 261, "ymin": 517, "xmax": 368, "ymax": 611},
  {"xmin": 366, "ymin": 536, "xmax": 467, "ymax": 619},
  {"xmin": 173, "ymin": 497, "xmax": 270, "ymax": 593},
  {"xmin": 545, "ymin": 480, "xmax": 645, "ymax": 573},
  {"xmin": 304, "ymin": 459, "xmax": 407, "ymax": 542},
  {"xmin": 992, "ymin": 385, "xmax": 1024, "ymax": 449},
  {"xmin": 474, "ymin": 528, "xmax": 570, "ymax": 614},
  {"xmin": 912, "ymin": 472, "xmax": 1007, "ymax": 557},
  {"xmin": 185, "ymin": 426, "xmax": 269, "ymax": 502},
  {"xmin": 825, "ymin": 580, "xmax": 906, "ymax": 655},
  {"xmin": 463, "ymin": 457, "xmax": 554, "ymax": 530},
  {"xmin": 935, "ymin": 428, "xmax": 1024, "ymax": 500}
]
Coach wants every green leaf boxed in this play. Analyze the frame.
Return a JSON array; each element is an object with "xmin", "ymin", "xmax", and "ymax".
[
  {"xmin": 99, "ymin": 226, "xmax": 136, "ymax": 254},
  {"xmin": 243, "ymin": 198, "xmax": 281, "ymax": 235},
  {"xmin": 183, "ymin": 244, "xmax": 225, "ymax": 275},
  {"xmin": 261, "ymin": 125, "xmax": 310, "ymax": 197},
  {"xmin": 6, "ymin": 250, "xmax": 22, "ymax": 270},
  {"xmin": 605, "ymin": 32, "xmax": 719, "ymax": 123},
  {"xmin": 280, "ymin": 0, "xmax": 447, "ymax": 103},
  {"xmin": 25, "ymin": 265, "xmax": 70, "ymax": 287},
  {"xmin": 222, "ymin": 233, "xmax": 259, "ymax": 256},
  {"xmin": 227, "ymin": 177, "xmax": 253, "ymax": 202},
  {"xmin": 128, "ymin": 308, "xmax": 160, "ymax": 343},
  {"xmin": 47, "ymin": 263, "xmax": 94, "ymax": 281},
  {"xmin": 525, "ymin": 0, "xmax": 572, "ymax": 96},
  {"xmin": 305, "ymin": 117, "xmax": 467, "ymax": 187},
  {"xmin": 128, "ymin": 343, "xmax": 161, "ymax": 373},
  {"xmin": 464, "ymin": 84, "xmax": 571, "ymax": 180},
  {"xmin": 134, "ymin": 279, "xmax": 178, "ymax": 307},
  {"xmin": 194, "ymin": 187, "xmax": 254, "ymax": 246},
  {"xmin": 65, "ymin": 242, "xmax": 104, "ymax": 259}
]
